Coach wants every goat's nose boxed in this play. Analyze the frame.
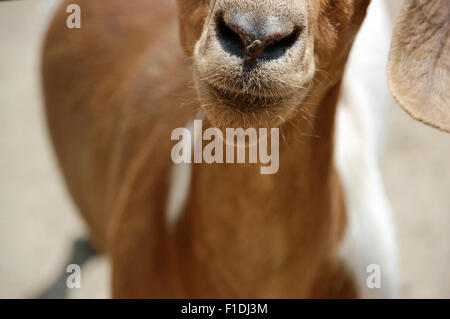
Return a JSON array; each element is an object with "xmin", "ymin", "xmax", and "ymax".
[{"xmin": 217, "ymin": 10, "xmax": 301, "ymax": 62}]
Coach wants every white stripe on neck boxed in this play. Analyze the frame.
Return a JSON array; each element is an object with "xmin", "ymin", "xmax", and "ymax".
[{"xmin": 165, "ymin": 112, "xmax": 204, "ymax": 227}]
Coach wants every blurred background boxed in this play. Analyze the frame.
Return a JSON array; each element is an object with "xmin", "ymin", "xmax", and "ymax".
[{"xmin": 0, "ymin": 0, "xmax": 448, "ymax": 298}]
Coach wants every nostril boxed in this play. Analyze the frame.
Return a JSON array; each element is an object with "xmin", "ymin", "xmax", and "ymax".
[
  {"xmin": 216, "ymin": 16, "xmax": 247, "ymax": 59},
  {"xmin": 216, "ymin": 12, "xmax": 302, "ymax": 62},
  {"xmin": 261, "ymin": 27, "xmax": 301, "ymax": 60}
]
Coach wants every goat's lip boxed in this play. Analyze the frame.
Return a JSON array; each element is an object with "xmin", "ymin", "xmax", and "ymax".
[{"xmin": 201, "ymin": 81, "xmax": 291, "ymax": 110}]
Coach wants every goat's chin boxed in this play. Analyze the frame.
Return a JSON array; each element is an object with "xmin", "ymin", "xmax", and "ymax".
[{"xmin": 194, "ymin": 77, "xmax": 308, "ymax": 130}]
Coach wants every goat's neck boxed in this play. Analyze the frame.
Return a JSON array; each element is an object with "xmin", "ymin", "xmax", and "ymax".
[{"xmin": 170, "ymin": 82, "xmax": 346, "ymax": 296}]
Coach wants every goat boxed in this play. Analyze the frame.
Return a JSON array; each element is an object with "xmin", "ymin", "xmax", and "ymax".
[{"xmin": 42, "ymin": 0, "xmax": 449, "ymax": 298}]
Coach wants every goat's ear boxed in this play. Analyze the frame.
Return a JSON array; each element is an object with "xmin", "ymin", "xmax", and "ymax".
[{"xmin": 387, "ymin": 0, "xmax": 450, "ymax": 133}]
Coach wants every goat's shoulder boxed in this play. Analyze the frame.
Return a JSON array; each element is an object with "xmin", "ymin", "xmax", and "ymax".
[{"xmin": 42, "ymin": 0, "xmax": 194, "ymax": 248}]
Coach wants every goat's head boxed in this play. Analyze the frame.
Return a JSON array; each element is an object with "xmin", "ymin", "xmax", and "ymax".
[{"xmin": 177, "ymin": 0, "xmax": 449, "ymax": 131}]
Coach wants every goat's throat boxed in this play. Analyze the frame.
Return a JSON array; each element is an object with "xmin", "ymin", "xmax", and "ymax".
[{"xmin": 166, "ymin": 84, "xmax": 345, "ymax": 293}]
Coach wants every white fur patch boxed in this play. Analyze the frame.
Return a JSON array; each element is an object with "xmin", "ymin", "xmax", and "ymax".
[
  {"xmin": 335, "ymin": 0, "xmax": 399, "ymax": 298},
  {"xmin": 165, "ymin": 114, "xmax": 204, "ymax": 227},
  {"xmin": 40, "ymin": 0, "xmax": 60, "ymax": 19}
]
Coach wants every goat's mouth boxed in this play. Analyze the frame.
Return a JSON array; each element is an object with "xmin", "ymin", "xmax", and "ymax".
[
  {"xmin": 200, "ymin": 80, "xmax": 296, "ymax": 111},
  {"xmin": 194, "ymin": 74, "xmax": 312, "ymax": 129}
]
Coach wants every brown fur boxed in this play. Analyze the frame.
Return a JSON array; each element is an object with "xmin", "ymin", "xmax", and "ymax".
[{"xmin": 42, "ymin": 0, "xmax": 448, "ymax": 298}]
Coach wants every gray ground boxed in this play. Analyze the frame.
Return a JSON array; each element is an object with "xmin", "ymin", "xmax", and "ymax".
[{"xmin": 0, "ymin": 0, "xmax": 448, "ymax": 298}]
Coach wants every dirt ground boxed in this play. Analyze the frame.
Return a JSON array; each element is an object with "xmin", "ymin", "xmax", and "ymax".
[{"xmin": 0, "ymin": 0, "xmax": 448, "ymax": 298}]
